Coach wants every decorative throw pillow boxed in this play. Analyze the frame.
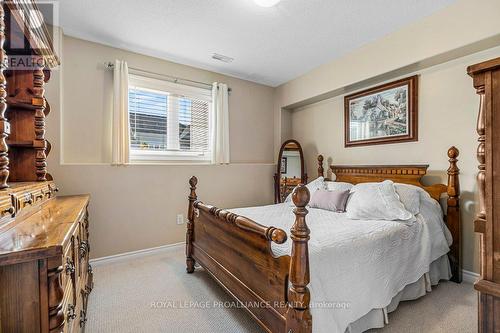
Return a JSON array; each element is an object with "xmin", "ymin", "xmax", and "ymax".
[
  {"xmin": 309, "ymin": 189, "xmax": 350, "ymax": 212},
  {"xmin": 285, "ymin": 177, "xmax": 325, "ymax": 203},
  {"xmin": 325, "ymin": 181, "xmax": 353, "ymax": 192},
  {"xmin": 394, "ymin": 183, "xmax": 421, "ymax": 216},
  {"xmin": 346, "ymin": 180, "xmax": 415, "ymax": 222}
]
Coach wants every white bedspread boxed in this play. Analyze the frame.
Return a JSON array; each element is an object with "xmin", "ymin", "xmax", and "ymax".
[{"xmin": 230, "ymin": 193, "xmax": 452, "ymax": 333}]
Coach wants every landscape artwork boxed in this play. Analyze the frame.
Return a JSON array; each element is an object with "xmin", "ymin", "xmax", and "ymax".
[{"xmin": 344, "ymin": 75, "xmax": 418, "ymax": 147}]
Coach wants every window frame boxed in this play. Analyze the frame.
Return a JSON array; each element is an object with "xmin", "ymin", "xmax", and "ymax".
[{"xmin": 128, "ymin": 74, "xmax": 213, "ymax": 164}]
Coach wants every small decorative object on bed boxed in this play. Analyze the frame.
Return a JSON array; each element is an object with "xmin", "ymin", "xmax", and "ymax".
[
  {"xmin": 344, "ymin": 75, "xmax": 418, "ymax": 147},
  {"xmin": 274, "ymin": 139, "xmax": 307, "ymax": 203},
  {"xmin": 186, "ymin": 147, "xmax": 461, "ymax": 333}
]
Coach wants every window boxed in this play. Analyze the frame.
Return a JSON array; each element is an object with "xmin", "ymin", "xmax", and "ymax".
[{"xmin": 128, "ymin": 74, "xmax": 212, "ymax": 162}]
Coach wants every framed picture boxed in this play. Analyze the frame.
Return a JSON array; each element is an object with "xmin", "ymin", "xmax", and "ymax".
[
  {"xmin": 344, "ymin": 75, "xmax": 418, "ymax": 147},
  {"xmin": 280, "ymin": 157, "xmax": 287, "ymax": 174}
]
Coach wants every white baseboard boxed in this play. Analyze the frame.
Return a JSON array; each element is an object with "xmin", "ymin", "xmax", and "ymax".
[
  {"xmin": 462, "ymin": 269, "xmax": 480, "ymax": 284},
  {"xmin": 90, "ymin": 242, "xmax": 184, "ymax": 266}
]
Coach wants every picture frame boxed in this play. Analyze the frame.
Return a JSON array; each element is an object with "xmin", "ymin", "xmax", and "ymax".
[
  {"xmin": 344, "ymin": 75, "xmax": 418, "ymax": 147},
  {"xmin": 280, "ymin": 157, "xmax": 287, "ymax": 174}
]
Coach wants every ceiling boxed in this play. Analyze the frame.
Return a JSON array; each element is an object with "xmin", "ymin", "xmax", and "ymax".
[{"xmin": 56, "ymin": 0, "xmax": 456, "ymax": 87}]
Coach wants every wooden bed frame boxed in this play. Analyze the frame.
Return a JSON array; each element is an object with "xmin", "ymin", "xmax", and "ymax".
[{"xmin": 186, "ymin": 146, "xmax": 461, "ymax": 333}]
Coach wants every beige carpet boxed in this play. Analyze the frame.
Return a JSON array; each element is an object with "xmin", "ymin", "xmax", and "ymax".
[{"xmin": 86, "ymin": 247, "xmax": 477, "ymax": 333}]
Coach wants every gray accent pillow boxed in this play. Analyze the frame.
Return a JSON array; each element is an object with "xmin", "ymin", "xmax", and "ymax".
[
  {"xmin": 309, "ymin": 189, "xmax": 350, "ymax": 212},
  {"xmin": 285, "ymin": 177, "xmax": 325, "ymax": 204}
]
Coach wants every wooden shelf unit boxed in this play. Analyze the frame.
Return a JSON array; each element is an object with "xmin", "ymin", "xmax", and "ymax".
[{"xmin": 0, "ymin": 2, "xmax": 93, "ymax": 332}]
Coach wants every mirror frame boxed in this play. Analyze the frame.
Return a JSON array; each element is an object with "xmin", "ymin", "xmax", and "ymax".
[{"xmin": 274, "ymin": 139, "xmax": 308, "ymax": 203}]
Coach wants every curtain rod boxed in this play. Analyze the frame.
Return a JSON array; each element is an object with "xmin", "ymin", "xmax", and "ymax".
[{"xmin": 104, "ymin": 62, "xmax": 231, "ymax": 92}]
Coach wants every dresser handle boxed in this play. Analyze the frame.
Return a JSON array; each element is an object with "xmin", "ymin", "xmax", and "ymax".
[
  {"xmin": 79, "ymin": 309, "xmax": 87, "ymax": 327},
  {"xmin": 67, "ymin": 304, "xmax": 76, "ymax": 321},
  {"xmin": 79, "ymin": 241, "xmax": 88, "ymax": 258},
  {"xmin": 3, "ymin": 207, "xmax": 14, "ymax": 215},
  {"xmin": 85, "ymin": 283, "xmax": 93, "ymax": 294},
  {"xmin": 65, "ymin": 258, "xmax": 75, "ymax": 275}
]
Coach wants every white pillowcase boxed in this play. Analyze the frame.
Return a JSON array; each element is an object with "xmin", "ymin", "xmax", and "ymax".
[
  {"xmin": 346, "ymin": 180, "xmax": 415, "ymax": 222},
  {"xmin": 285, "ymin": 177, "xmax": 325, "ymax": 204},
  {"xmin": 324, "ymin": 181, "xmax": 353, "ymax": 192},
  {"xmin": 394, "ymin": 183, "xmax": 421, "ymax": 216}
]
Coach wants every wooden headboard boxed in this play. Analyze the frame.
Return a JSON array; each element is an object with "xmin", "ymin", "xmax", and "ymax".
[
  {"xmin": 316, "ymin": 146, "xmax": 462, "ymax": 282},
  {"xmin": 330, "ymin": 164, "xmax": 446, "ymax": 201}
]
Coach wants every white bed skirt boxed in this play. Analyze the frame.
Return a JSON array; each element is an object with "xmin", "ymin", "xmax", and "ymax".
[{"xmin": 345, "ymin": 255, "xmax": 452, "ymax": 333}]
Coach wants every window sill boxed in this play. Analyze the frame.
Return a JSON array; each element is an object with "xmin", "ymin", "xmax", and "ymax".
[{"xmin": 128, "ymin": 160, "xmax": 214, "ymax": 166}]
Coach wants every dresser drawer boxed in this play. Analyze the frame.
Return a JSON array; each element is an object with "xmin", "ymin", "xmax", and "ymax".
[{"xmin": 0, "ymin": 193, "xmax": 14, "ymax": 219}]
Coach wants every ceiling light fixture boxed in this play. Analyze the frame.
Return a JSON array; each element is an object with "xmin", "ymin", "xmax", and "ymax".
[{"xmin": 253, "ymin": 0, "xmax": 281, "ymax": 8}]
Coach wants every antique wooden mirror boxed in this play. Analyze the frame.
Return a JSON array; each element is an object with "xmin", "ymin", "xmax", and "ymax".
[{"xmin": 274, "ymin": 140, "xmax": 307, "ymax": 203}]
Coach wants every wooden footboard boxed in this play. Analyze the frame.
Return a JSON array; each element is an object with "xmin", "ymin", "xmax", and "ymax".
[{"xmin": 186, "ymin": 176, "xmax": 312, "ymax": 333}]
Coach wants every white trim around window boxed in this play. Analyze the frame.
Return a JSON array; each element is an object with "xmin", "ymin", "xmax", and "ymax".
[{"xmin": 128, "ymin": 73, "xmax": 213, "ymax": 164}]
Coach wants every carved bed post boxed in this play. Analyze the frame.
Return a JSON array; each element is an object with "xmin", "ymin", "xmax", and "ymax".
[
  {"xmin": 286, "ymin": 185, "xmax": 312, "ymax": 333},
  {"xmin": 317, "ymin": 155, "xmax": 324, "ymax": 178},
  {"xmin": 186, "ymin": 176, "xmax": 197, "ymax": 273},
  {"xmin": 0, "ymin": 5, "xmax": 9, "ymax": 189},
  {"xmin": 446, "ymin": 146, "xmax": 461, "ymax": 283}
]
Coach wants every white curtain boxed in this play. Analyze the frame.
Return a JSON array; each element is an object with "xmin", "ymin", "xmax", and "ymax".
[
  {"xmin": 212, "ymin": 82, "xmax": 230, "ymax": 164},
  {"xmin": 112, "ymin": 60, "xmax": 130, "ymax": 165}
]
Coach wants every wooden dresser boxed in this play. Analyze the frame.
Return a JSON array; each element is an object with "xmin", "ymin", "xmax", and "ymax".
[
  {"xmin": 468, "ymin": 57, "xmax": 500, "ymax": 331},
  {"xmin": 0, "ymin": 190, "xmax": 92, "ymax": 332},
  {"xmin": 0, "ymin": 2, "xmax": 92, "ymax": 332}
]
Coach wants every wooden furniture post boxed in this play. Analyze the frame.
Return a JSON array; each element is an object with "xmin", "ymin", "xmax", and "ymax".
[
  {"xmin": 446, "ymin": 146, "xmax": 461, "ymax": 283},
  {"xmin": 0, "ymin": 5, "xmax": 9, "ymax": 189},
  {"xmin": 186, "ymin": 176, "xmax": 197, "ymax": 273},
  {"xmin": 317, "ymin": 155, "xmax": 324, "ymax": 178},
  {"xmin": 286, "ymin": 184, "xmax": 312, "ymax": 333},
  {"xmin": 468, "ymin": 57, "xmax": 500, "ymax": 332}
]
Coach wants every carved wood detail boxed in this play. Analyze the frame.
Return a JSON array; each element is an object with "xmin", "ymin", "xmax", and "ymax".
[
  {"xmin": 446, "ymin": 146, "xmax": 461, "ymax": 283},
  {"xmin": 194, "ymin": 200, "xmax": 287, "ymax": 245},
  {"xmin": 475, "ymin": 87, "xmax": 486, "ymax": 236},
  {"xmin": 286, "ymin": 185, "xmax": 312, "ymax": 333},
  {"xmin": 0, "ymin": 5, "xmax": 9, "ymax": 189},
  {"xmin": 186, "ymin": 176, "xmax": 197, "ymax": 273},
  {"xmin": 33, "ymin": 68, "xmax": 47, "ymax": 181},
  {"xmin": 330, "ymin": 163, "xmax": 448, "ymax": 201}
]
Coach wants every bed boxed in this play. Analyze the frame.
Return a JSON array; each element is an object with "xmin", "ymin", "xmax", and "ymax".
[{"xmin": 185, "ymin": 147, "xmax": 461, "ymax": 333}]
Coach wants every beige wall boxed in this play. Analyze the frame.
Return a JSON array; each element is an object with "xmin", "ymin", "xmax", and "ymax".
[
  {"xmin": 288, "ymin": 46, "xmax": 500, "ymax": 273},
  {"xmin": 45, "ymin": 35, "xmax": 276, "ymax": 258}
]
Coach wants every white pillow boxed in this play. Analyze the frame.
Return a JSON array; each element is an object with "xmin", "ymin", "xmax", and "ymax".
[
  {"xmin": 346, "ymin": 180, "xmax": 415, "ymax": 222},
  {"xmin": 285, "ymin": 177, "xmax": 325, "ymax": 203},
  {"xmin": 325, "ymin": 181, "xmax": 353, "ymax": 192},
  {"xmin": 394, "ymin": 183, "xmax": 421, "ymax": 216}
]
